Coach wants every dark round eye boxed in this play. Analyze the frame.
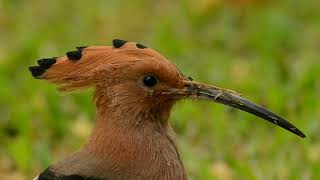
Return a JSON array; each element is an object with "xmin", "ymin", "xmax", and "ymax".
[{"xmin": 143, "ymin": 75, "xmax": 157, "ymax": 87}]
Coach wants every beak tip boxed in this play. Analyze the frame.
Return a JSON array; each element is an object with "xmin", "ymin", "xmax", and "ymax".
[
  {"xmin": 295, "ymin": 130, "xmax": 306, "ymax": 138},
  {"xmin": 292, "ymin": 128, "xmax": 306, "ymax": 138}
]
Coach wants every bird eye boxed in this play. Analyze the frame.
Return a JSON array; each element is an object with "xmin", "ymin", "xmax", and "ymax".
[{"xmin": 142, "ymin": 75, "xmax": 157, "ymax": 87}]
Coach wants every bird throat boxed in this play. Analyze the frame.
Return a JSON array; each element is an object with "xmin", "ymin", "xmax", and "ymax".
[{"xmin": 82, "ymin": 102, "xmax": 187, "ymax": 179}]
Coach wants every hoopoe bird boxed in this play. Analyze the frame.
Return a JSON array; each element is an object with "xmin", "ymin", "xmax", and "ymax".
[{"xmin": 30, "ymin": 39, "xmax": 305, "ymax": 180}]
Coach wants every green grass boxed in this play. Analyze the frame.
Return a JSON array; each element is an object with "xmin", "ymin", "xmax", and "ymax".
[{"xmin": 1, "ymin": 0, "xmax": 319, "ymax": 179}]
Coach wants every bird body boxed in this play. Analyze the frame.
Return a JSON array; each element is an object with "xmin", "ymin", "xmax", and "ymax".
[{"xmin": 30, "ymin": 39, "xmax": 305, "ymax": 180}]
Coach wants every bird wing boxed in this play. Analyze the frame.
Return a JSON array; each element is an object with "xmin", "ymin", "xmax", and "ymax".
[{"xmin": 36, "ymin": 166, "xmax": 102, "ymax": 180}]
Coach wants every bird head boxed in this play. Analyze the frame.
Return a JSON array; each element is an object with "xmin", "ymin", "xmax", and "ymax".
[{"xmin": 29, "ymin": 39, "xmax": 306, "ymax": 138}]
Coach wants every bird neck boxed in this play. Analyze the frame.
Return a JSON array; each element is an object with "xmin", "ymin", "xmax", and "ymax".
[{"xmin": 82, "ymin": 101, "xmax": 187, "ymax": 179}]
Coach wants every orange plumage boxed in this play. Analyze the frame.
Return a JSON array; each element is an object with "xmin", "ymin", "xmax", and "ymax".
[{"xmin": 30, "ymin": 39, "xmax": 305, "ymax": 180}]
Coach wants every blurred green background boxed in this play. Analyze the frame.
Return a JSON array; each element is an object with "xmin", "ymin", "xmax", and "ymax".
[{"xmin": 0, "ymin": 0, "xmax": 319, "ymax": 179}]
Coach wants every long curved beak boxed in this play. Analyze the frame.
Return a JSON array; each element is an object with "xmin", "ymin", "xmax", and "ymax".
[{"xmin": 166, "ymin": 81, "xmax": 306, "ymax": 138}]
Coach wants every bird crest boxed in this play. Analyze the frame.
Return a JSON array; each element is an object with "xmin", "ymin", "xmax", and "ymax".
[{"xmin": 29, "ymin": 39, "xmax": 185, "ymax": 93}]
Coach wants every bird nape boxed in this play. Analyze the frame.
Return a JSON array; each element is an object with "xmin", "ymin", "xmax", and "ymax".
[{"xmin": 29, "ymin": 39, "xmax": 305, "ymax": 180}]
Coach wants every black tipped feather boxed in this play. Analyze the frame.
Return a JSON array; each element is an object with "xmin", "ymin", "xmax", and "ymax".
[
  {"xmin": 37, "ymin": 58, "xmax": 57, "ymax": 69},
  {"xmin": 136, "ymin": 43, "xmax": 147, "ymax": 49},
  {"xmin": 29, "ymin": 66, "xmax": 45, "ymax": 78},
  {"xmin": 66, "ymin": 50, "xmax": 82, "ymax": 61},
  {"xmin": 112, "ymin": 39, "xmax": 127, "ymax": 48},
  {"xmin": 76, "ymin": 46, "xmax": 87, "ymax": 50}
]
